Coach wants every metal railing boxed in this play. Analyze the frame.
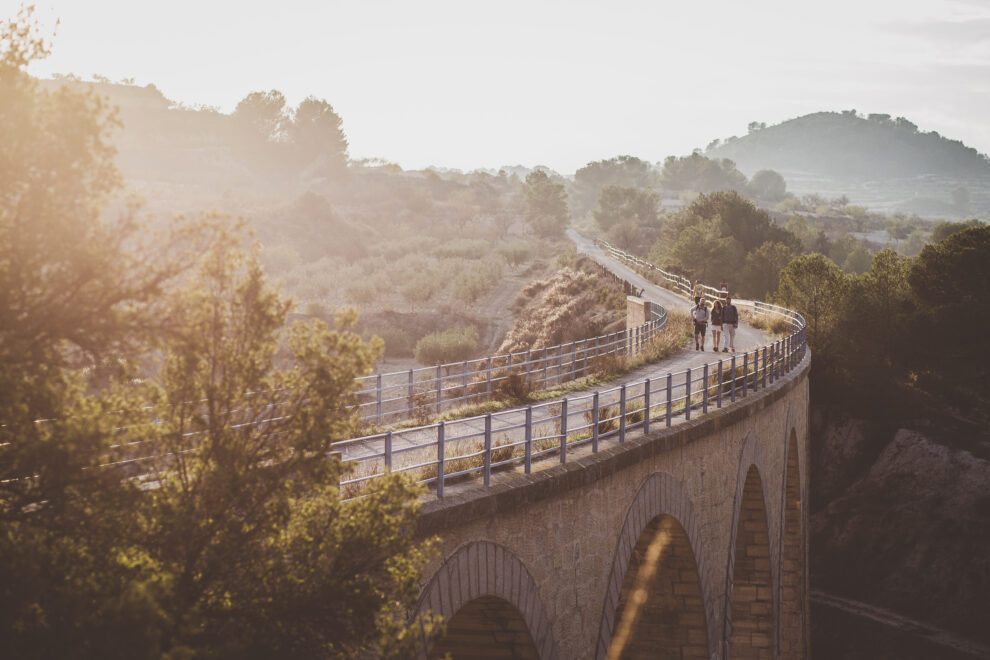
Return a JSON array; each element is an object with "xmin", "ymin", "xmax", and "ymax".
[
  {"xmin": 352, "ymin": 272, "xmax": 667, "ymax": 426},
  {"xmin": 333, "ymin": 242, "xmax": 808, "ymax": 500}
]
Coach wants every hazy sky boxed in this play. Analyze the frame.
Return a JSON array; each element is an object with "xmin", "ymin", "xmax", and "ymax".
[{"xmin": 19, "ymin": 0, "xmax": 990, "ymax": 174}]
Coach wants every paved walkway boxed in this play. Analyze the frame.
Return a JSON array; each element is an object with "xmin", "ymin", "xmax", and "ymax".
[{"xmin": 336, "ymin": 236, "xmax": 774, "ymax": 491}]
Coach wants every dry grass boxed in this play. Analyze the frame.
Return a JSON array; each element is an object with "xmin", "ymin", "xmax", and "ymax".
[{"xmin": 740, "ymin": 308, "xmax": 793, "ymax": 336}]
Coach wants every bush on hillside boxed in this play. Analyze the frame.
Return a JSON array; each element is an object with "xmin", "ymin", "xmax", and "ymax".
[{"xmin": 414, "ymin": 326, "xmax": 480, "ymax": 366}]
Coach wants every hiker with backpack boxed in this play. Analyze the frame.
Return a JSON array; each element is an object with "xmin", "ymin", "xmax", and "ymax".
[{"xmin": 691, "ymin": 298, "xmax": 710, "ymax": 351}]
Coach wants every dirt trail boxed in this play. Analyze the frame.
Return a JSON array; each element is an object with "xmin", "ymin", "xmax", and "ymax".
[{"xmin": 811, "ymin": 590, "xmax": 990, "ymax": 659}]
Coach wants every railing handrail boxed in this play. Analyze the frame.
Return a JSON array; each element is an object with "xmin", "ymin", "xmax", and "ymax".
[{"xmin": 332, "ymin": 240, "xmax": 808, "ymax": 500}]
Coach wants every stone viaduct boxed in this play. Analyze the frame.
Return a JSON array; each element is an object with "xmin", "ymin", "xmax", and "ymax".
[{"xmin": 413, "ymin": 349, "xmax": 810, "ymax": 659}]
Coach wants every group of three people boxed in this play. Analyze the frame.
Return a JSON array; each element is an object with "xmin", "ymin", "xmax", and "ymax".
[{"xmin": 690, "ymin": 292, "xmax": 738, "ymax": 353}]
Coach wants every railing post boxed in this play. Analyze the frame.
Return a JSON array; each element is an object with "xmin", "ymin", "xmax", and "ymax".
[
  {"xmin": 525, "ymin": 349, "xmax": 532, "ymax": 384},
  {"xmin": 702, "ymin": 363, "xmax": 709, "ymax": 414},
  {"xmin": 524, "ymin": 406, "xmax": 533, "ymax": 474},
  {"xmin": 619, "ymin": 384, "xmax": 627, "ymax": 443},
  {"xmin": 743, "ymin": 352, "xmax": 749, "ymax": 397},
  {"xmin": 435, "ymin": 365, "xmax": 442, "ymax": 414},
  {"xmin": 717, "ymin": 359, "xmax": 723, "ymax": 408},
  {"xmin": 384, "ymin": 430, "xmax": 392, "ymax": 471},
  {"xmin": 685, "ymin": 367, "xmax": 692, "ymax": 420},
  {"xmin": 644, "ymin": 378, "xmax": 651, "ymax": 435},
  {"xmin": 731, "ymin": 356, "xmax": 737, "ymax": 402},
  {"xmin": 570, "ymin": 341, "xmax": 576, "ymax": 381},
  {"xmin": 376, "ymin": 373, "xmax": 383, "ymax": 425},
  {"xmin": 559, "ymin": 398, "xmax": 568, "ymax": 463},
  {"xmin": 592, "ymin": 392, "xmax": 600, "ymax": 452},
  {"xmin": 407, "ymin": 369, "xmax": 414, "ymax": 414},
  {"xmin": 762, "ymin": 346, "xmax": 767, "ymax": 389},
  {"xmin": 486, "ymin": 357, "xmax": 492, "ymax": 398},
  {"xmin": 462, "ymin": 359, "xmax": 469, "ymax": 400},
  {"xmin": 483, "ymin": 413, "xmax": 492, "ymax": 486},
  {"xmin": 666, "ymin": 372, "xmax": 673, "ymax": 427},
  {"xmin": 436, "ymin": 421, "xmax": 445, "ymax": 499},
  {"xmin": 542, "ymin": 346, "xmax": 549, "ymax": 385}
]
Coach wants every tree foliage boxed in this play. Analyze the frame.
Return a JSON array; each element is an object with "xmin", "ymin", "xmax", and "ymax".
[
  {"xmin": 592, "ymin": 185, "xmax": 660, "ymax": 230},
  {"xmin": 659, "ymin": 153, "xmax": 747, "ymax": 193},
  {"xmin": 571, "ymin": 155, "xmax": 656, "ymax": 218},
  {"xmin": 523, "ymin": 170, "xmax": 568, "ymax": 238},
  {"xmin": 289, "ymin": 96, "xmax": 349, "ymax": 174},
  {"xmin": 1, "ymin": 11, "xmax": 438, "ymax": 658},
  {"xmin": 650, "ymin": 191, "xmax": 801, "ymax": 296},
  {"xmin": 746, "ymin": 169, "xmax": 787, "ymax": 201},
  {"xmin": 775, "ymin": 228, "xmax": 990, "ymax": 419}
]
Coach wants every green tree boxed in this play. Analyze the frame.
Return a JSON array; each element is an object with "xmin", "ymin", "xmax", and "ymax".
[
  {"xmin": 233, "ymin": 89, "xmax": 288, "ymax": 143},
  {"xmin": 906, "ymin": 226, "xmax": 990, "ymax": 411},
  {"xmin": 931, "ymin": 218, "xmax": 983, "ymax": 244},
  {"xmin": 607, "ymin": 221, "xmax": 643, "ymax": 253},
  {"xmin": 775, "ymin": 254, "xmax": 849, "ymax": 366},
  {"xmin": 746, "ymin": 169, "xmax": 787, "ymax": 201},
  {"xmin": 571, "ymin": 155, "xmax": 656, "ymax": 218},
  {"xmin": 840, "ymin": 248, "xmax": 910, "ymax": 383},
  {"xmin": 741, "ymin": 241, "xmax": 797, "ymax": 300},
  {"xmin": 660, "ymin": 153, "xmax": 747, "ymax": 193},
  {"xmin": 0, "ymin": 12, "xmax": 439, "ymax": 657},
  {"xmin": 136, "ymin": 240, "xmax": 438, "ymax": 658},
  {"xmin": 524, "ymin": 170, "xmax": 568, "ymax": 238},
  {"xmin": 288, "ymin": 96, "xmax": 348, "ymax": 175},
  {"xmin": 654, "ymin": 214, "xmax": 742, "ymax": 282},
  {"xmin": 592, "ymin": 185, "xmax": 660, "ymax": 231},
  {"xmin": 842, "ymin": 242, "xmax": 872, "ymax": 274},
  {"xmin": 688, "ymin": 190, "xmax": 800, "ymax": 253}
]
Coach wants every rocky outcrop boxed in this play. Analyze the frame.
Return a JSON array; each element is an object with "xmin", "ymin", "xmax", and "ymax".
[{"xmin": 811, "ymin": 421, "xmax": 990, "ymax": 645}]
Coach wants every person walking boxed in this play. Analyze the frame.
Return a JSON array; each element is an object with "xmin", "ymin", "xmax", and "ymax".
[
  {"xmin": 693, "ymin": 280, "xmax": 704, "ymax": 303},
  {"xmin": 711, "ymin": 299, "xmax": 724, "ymax": 352},
  {"xmin": 722, "ymin": 296, "xmax": 739, "ymax": 352},
  {"xmin": 719, "ymin": 281, "xmax": 729, "ymax": 302},
  {"xmin": 691, "ymin": 298, "xmax": 709, "ymax": 350}
]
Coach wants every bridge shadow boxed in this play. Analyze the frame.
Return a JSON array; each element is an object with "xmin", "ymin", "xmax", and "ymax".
[
  {"xmin": 608, "ymin": 514, "xmax": 710, "ymax": 659},
  {"xmin": 597, "ymin": 472, "xmax": 717, "ymax": 659},
  {"xmin": 418, "ymin": 540, "xmax": 558, "ymax": 659},
  {"xmin": 430, "ymin": 595, "xmax": 540, "ymax": 659},
  {"xmin": 781, "ymin": 429, "xmax": 805, "ymax": 659}
]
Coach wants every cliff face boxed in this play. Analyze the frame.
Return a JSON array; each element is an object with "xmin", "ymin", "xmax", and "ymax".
[{"xmin": 810, "ymin": 410, "xmax": 990, "ymax": 646}]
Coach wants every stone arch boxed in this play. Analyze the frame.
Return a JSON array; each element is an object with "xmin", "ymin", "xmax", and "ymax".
[
  {"xmin": 596, "ymin": 472, "xmax": 717, "ymax": 659},
  {"xmin": 723, "ymin": 431, "xmax": 777, "ymax": 659},
  {"xmin": 417, "ymin": 541, "xmax": 558, "ymax": 659},
  {"xmin": 779, "ymin": 425, "xmax": 805, "ymax": 659}
]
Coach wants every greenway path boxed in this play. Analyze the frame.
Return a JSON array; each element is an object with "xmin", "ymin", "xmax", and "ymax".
[{"xmin": 334, "ymin": 234, "xmax": 776, "ymax": 495}]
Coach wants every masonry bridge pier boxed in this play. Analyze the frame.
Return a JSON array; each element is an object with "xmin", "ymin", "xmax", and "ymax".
[{"xmin": 413, "ymin": 351, "xmax": 810, "ymax": 659}]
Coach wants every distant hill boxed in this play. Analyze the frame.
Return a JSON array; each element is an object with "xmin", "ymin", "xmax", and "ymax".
[{"xmin": 706, "ymin": 111, "xmax": 990, "ymax": 181}]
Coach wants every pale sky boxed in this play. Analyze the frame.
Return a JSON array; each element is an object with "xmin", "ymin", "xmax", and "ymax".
[{"xmin": 17, "ymin": 0, "xmax": 990, "ymax": 174}]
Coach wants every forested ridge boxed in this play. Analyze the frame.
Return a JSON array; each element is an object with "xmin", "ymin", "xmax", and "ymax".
[{"xmin": 707, "ymin": 111, "xmax": 990, "ymax": 180}]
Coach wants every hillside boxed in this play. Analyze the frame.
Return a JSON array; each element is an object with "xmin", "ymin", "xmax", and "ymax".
[{"xmin": 707, "ymin": 111, "xmax": 990, "ymax": 180}]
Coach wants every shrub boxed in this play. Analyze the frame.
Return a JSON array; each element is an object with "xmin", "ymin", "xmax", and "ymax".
[
  {"xmin": 414, "ymin": 326, "xmax": 480, "ymax": 366},
  {"xmin": 434, "ymin": 238, "xmax": 489, "ymax": 259},
  {"xmin": 375, "ymin": 327, "xmax": 414, "ymax": 358},
  {"xmin": 453, "ymin": 258, "xmax": 504, "ymax": 302},
  {"xmin": 497, "ymin": 241, "xmax": 533, "ymax": 268},
  {"xmin": 498, "ymin": 371, "xmax": 533, "ymax": 404}
]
